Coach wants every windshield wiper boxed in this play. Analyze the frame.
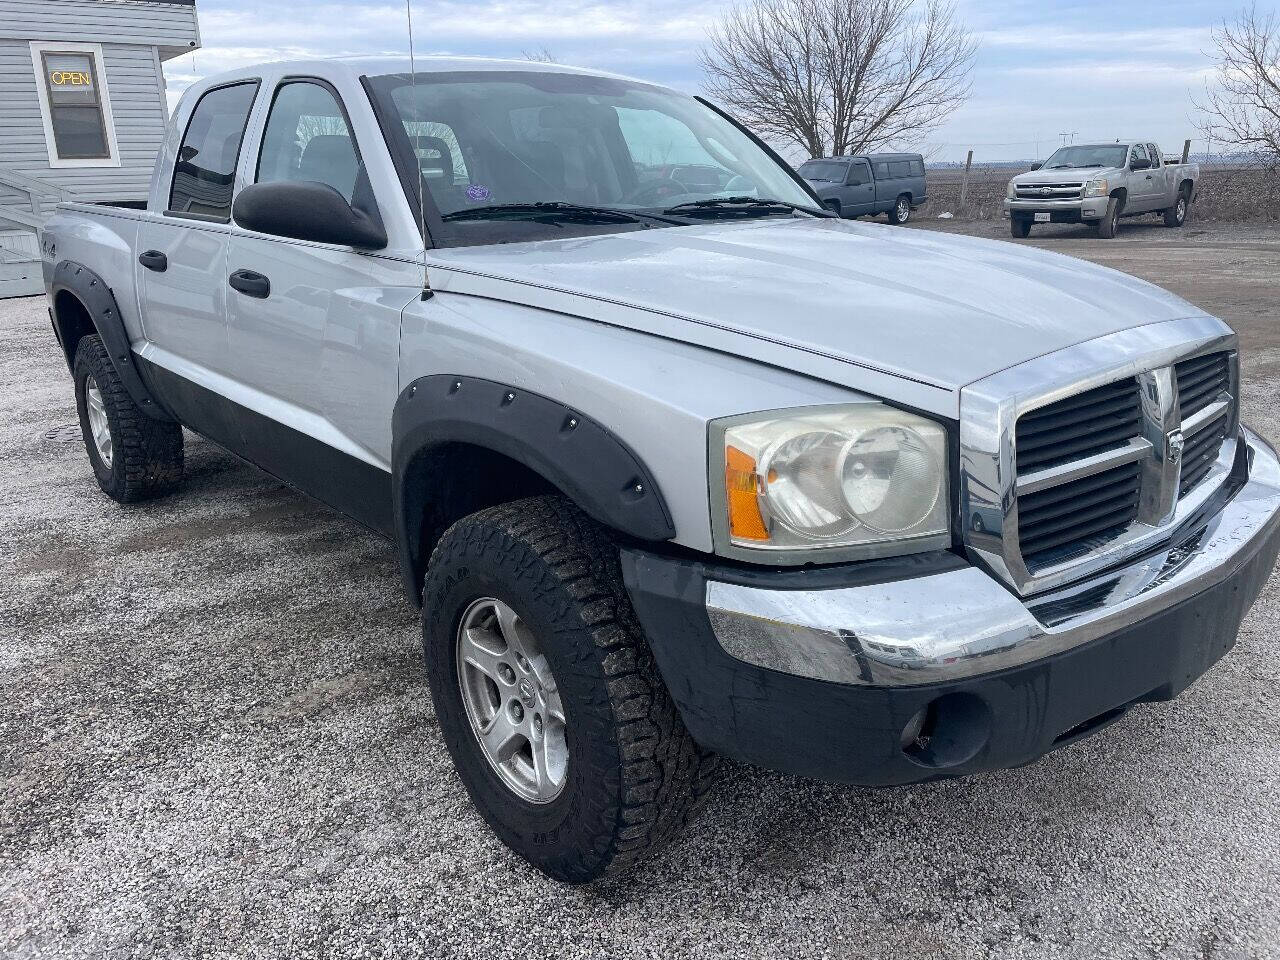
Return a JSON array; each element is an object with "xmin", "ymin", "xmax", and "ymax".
[
  {"xmin": 662, "ymin": 196, "xmax": 834, "ymax": 218},
  {"xmin": 1047, "ymin": 164, "xmax": 1074, "ymax": 169},
  {"xmin": 442, "ymin": 202, "xmax": 679, "ymax": 225}
]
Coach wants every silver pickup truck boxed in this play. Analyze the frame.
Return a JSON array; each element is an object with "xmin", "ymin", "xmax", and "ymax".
[
  {"xmin": 1005, "ymin": 141, "xmax": 1199, "ymax": 238},
  {"xmin": 41, "ymin": 58, "xmax": 1280, "ymax": 883}
]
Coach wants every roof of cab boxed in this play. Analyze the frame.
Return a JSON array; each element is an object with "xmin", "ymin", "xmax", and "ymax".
[{"xmin": 183, "ymin": 54, "xmax": 656, "ymax": 93}]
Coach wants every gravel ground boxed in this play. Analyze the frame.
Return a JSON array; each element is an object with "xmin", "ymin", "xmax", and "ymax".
[{"xmin": 3, "ymin": 223, "xmax": 1280, "ymax": 959}]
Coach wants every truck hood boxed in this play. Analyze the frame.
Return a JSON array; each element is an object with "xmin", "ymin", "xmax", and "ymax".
[
  {"xmin": 425, "ymin": 217, "xmax": 1204, "ymax": 413},
  {"xmin": 1012, "ymin": 166, "xmax": 1124, "ymax": 185}
]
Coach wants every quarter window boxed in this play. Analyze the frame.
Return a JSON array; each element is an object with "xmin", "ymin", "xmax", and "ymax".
[
  {"xmin": 889, "ymin": 160, "xmax": 912, "ymax": 178},
  {"xmin": 875, "ymin": 161, "xmax": 890, "ymax": 178},
  {"xmin": 169, "ymin": 82, "xmax": 259, "ymax": 221},
  {"xmin": 256, "ymin": 81, "xmax": 361, "ymax": 202}
]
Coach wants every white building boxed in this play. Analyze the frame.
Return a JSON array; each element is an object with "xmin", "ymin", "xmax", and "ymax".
[{"xmin": 0, "ymin": 0, "xmax": 200, "ymax": 296}]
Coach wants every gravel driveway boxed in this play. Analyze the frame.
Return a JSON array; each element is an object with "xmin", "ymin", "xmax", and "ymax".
[{"xmin": 3, "ymin": 224, "xmax": 1279, "ymax": 959}]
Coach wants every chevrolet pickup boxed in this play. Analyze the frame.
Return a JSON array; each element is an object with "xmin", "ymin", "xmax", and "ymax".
[
  {"xmin": 1004, "ymin": 141, "xmax": 1199, "ymax": 238},
  {"xmin": 41, "ymin": 58, "xmax": 1280, "ymax": 883}
]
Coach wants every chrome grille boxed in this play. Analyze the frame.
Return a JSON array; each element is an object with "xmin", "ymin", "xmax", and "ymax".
[
  {"xmin": 959, "ymin": 319, "xmax": 1240, "ymax": 597},
  {"xmin": 1015, "ymin": 182, "xmax": 1084, "ymax": 200}
]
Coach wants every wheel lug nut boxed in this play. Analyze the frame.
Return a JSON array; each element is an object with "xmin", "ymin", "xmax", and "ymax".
[
  {"xmin": 509, "ymin": 701, "xmax": 524, "ymax": 723},
  {"xmin": 498, "ymin": 664, "xmax": 516, "ymax": 684},
  {"xmin": 515, "ymin": 653, "xmax": 529, "ymax": 670},
  {"xmin": 533, "ymin": 715, "xmax": 543, "ymax": 736}
]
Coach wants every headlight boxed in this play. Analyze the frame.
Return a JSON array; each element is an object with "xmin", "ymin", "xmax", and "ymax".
[
  {"xmin": 1084, "ymin": 179, "xmax": 1109, "ymax": 197},
  {"xmin": 714, "ymin": 405, "xmax": 950, "ymax": 558},
  {"xmin": 1006, "ymin": 180, "xmax": 1017, "ymax": 200}
]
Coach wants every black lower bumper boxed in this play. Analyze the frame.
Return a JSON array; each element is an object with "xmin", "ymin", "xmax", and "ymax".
[{"xmin": 621, "ymin": 521, "xmax": 1280, "ymax": 786}]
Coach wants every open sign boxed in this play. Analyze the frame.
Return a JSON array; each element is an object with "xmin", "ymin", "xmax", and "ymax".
[{"xmin": 50, "ymin": 70, "xmax": 93, "ymax": 86}]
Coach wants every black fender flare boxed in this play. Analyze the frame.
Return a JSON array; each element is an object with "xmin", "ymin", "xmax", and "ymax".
[
  {"xmin": 51, "ymin": 260, "xmax": 174, "ymax": 421},
  {"xmin": 392, "ymin": 375, "xmax": 676, "ymax": 604}
]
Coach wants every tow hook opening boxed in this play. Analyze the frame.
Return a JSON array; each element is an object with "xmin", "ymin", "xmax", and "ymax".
[{"xmin": 901, "ymin": 692, "xmax": 992, "ymax": 769}]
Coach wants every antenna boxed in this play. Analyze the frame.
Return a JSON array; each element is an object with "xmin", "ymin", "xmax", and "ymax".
[{"xmin": 405, "ymin": 0, "xmax": 431, "ymax": 300}]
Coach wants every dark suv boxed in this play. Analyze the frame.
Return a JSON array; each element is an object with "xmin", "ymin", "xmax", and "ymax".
[{"xmin": 798, "ymin": 152, "xmax": 927, "ymax": 223}]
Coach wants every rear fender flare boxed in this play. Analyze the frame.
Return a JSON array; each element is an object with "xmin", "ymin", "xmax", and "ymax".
[{"xmin": 51, "ymin": 260, "xmax": 174, "ymax": 421}]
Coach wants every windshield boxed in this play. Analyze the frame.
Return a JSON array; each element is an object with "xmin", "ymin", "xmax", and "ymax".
[
  {"xmin": 1042, "ymin": 145, "xmax": 1128, "ymax": 169},
  {"xmin": 364, "ymin": 70, "xmax": 817, "ymax": 244},
  {"xmin": 797, "ymin": 160, "xmax": 848, "ymax": 182}
]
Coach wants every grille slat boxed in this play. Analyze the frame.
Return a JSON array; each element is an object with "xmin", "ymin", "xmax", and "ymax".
[
  {"xmin": 1017, "ymin": 393, "xmax": 1142, "ymax": 441},
  {"xmin": 1017, "ymin": 462, "xmax": 1140, "ymax": 566},
  {"xmin": 1015, "ymin": 379, "xmax": 1142, "ymax": 474},
  {"xmin": 1018, "ymin": 422, "xmax": 1142, "ymax": 473},
  {"xmin": 1176, "ymin": 353, "xmax": 1230, "ymax": 420},
  {"xmin": 1179, "ymin": 411, "xmax": 1230, "ymax": 496}
]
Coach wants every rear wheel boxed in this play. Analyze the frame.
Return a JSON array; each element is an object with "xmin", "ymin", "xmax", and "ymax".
[
  {"xmin": 422, "ymin": 496, "xmax": 717, "ymax": 883},
  {"xmin": 73, "ymin": 335, "xmax": 183, "ymax": 503},
  {"xmin": 1163, "ymin": 191, "xmax": 1189, "ymax": 227},
  {"xmin": 888, "ymin": 194, "xmax": 911, "ymax": 224},
  {"xmin": 1097, "ymin": 196, "xmax": 1121, "ymax": 239},
  {"xmin": 1010, "ymin": 217, "xmax": 1032, "ymax": 238}
]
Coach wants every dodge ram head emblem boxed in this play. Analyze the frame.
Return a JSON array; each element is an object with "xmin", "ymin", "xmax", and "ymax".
[{"xmin": 1167, "ymin": 430, "xmax": 1185, "ymax": 464}]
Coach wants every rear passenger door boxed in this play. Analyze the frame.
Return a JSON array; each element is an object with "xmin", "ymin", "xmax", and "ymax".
[
  {"xmin": 137, "ymin": 80, "xmax": 258, "ymax": 399},
  {"xmin": 842, "ymin": 160, "xmax": 875, "ymax": 215}
]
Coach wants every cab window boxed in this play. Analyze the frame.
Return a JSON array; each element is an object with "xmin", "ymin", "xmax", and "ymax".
[
  {"xmin": 256, "ymin": 80, "xmax": 361, "ymax": 202},
  {"xmin": 168, "ymin": 81, "xmax": 259, "ymax": 221},
  {"xmin": 1129, "ymin": 144, "xmax": 1149, "ymax": 167},
  {"xmin": 846, "ymin": 161, "xmax": 871, "ymax": 185}
]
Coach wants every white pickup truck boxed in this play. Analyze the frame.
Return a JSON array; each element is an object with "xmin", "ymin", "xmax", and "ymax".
[
  {"xmin": 40, "ymin": 58, "xmax": 1280, "ymax": 883},
  {"xmin": 1004, "ymin": 141, "xmax": 1199, "ymax": 238}
]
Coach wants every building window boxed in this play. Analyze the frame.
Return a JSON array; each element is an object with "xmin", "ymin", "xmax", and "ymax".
[{"xmin": 30, "ymin": 42, "xmax": 120, "ymax": 168}]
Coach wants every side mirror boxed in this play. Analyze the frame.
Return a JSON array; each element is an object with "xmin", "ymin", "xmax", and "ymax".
[
  {"xmin": 1131, "ymin": 158, "xmax": 1151, "ymax": 171},
  {"xmin": 232, "ymin": 180, "xmax": 387, "ymax": 249},
  {"xmin": 1029, "ymin": 162, "xmax": 1043, "ymax": 171}
]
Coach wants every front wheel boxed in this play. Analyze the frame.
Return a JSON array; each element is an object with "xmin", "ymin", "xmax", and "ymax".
[
  {"xmin": 422, "ymin": 496, "xmax": 716, "ymax": 883},
  {"xmin": 1010, "ymin": 217, "xmax": 1032, "ymax": 238},
  {"xmin": 1097, "ymin": 196, "xmax": 1121, "ymax": 239},
  {"xmin": 1163, "ymin": 192, "xmax": 1189, "ymax": 227},
  {"xmin": 888, "ymin": 194, "xmax": 911, "ymax": 224}
]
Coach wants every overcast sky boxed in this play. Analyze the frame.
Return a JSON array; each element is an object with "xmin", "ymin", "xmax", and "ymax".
[{"xmin": 164, "ymin": 0, "xmax": 1256, "ymax": 163}]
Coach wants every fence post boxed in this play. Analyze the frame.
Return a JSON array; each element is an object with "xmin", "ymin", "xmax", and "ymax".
[
  {"xmin": 959, "ymin": 149, "xmax": 973, "ymax": 207},
  {"xmin": 1182, "ymin": 139, "xmax": 1191, "ymax": 164}
]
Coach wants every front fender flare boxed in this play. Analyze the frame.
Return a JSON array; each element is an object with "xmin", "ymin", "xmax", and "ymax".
[
  {"xmin": 392, "ymin": 375, "xmax": 676, "ymax": 604},
  {"xmin": 52, "ymin": 260, "xmax": 174, "ymax": 421}
]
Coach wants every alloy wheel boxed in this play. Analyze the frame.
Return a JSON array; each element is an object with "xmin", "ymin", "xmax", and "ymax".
[
  {"xmin": 85, "ymin": 375, "xmax": 112, "ymax": 468},
  {"xmin": 456, "ymin": 597, "xmax": 568, "ymax": 803}
]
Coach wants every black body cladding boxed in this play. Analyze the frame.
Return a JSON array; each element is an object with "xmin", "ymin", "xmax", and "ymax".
[
  {"xmin": 51, "ymin": 260, "xmax": 175, "ymax": 422},
  {"xmin": 392, "ymin": 376, "xmax": 676, "ymax": 606}
]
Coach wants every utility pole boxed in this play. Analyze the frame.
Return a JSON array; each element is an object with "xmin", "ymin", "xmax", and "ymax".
[
  {"xmin": 959, "ymin": 149, "xmax": 974, "ymax": 207},
  {"xmin": 1059, "ymin": 130, "xmax": 1078, "ymax": 146}
]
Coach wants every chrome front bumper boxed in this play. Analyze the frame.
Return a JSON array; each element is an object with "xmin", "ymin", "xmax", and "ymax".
[
  {"xmin": 1004, "ymin": 198, "xmax": 1107, "ymax": 219},
  {"xmin": 706, "ymin": 427, "xmax": 1280, "ymax": 688}
]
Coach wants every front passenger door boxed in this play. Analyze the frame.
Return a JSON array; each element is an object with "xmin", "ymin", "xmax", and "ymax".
[{"xmin": 225, "ymin": 77, "xmax": 406, "ymax": 486}]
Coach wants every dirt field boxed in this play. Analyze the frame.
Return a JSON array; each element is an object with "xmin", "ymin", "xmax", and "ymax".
[{"xmin": 3, "ymin": 220, "xmax": 1280, "ymax": 959}]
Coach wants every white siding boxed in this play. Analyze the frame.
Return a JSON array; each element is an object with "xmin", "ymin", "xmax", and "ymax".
[
  {"xmin": 0, "ymin": 1, "xmax": 198, "ymax": 56},
  {"xmin": 0, "ymin": 36, "xmax": 167, "ymax": 228}
]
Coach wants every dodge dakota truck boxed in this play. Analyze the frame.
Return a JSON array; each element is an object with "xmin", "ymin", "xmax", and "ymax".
[
  {"xmin": 1004, "ymin": 141, "xmax": 1199, "ymax": 238},
  {"xmin": 42, "ymin": 58, "xmax": 1280, "ymax": 883}
]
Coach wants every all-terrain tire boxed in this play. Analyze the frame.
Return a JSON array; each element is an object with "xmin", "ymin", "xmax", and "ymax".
[
  {"xmin": 73, "ymin": 334, "xmax": 183, "ymax": 503},
  {"xmin": 1097, "ymin": 196, "xmax": 1121, "ymax": 239},
  {"xmin": 422, "ymin": 496, "xmax": 717, "ymax": 883},
  {"xmin": 1163, "ymin": 189, "xmax": 1189, "ymax": 228},
  {"xmin": 888, "ymin": 194, "xmax": 911, "ymax": 224},
  {"xmin": 1010, "ymin": 217, "xmax": 1032, "ymax": 238}
]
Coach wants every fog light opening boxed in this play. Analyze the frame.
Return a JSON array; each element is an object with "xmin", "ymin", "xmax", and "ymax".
[{"xmin": 901, "ymin": 692, "xmax": 992, "ymax": 769}]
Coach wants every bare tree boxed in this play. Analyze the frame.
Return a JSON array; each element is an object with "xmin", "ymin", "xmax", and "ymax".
[
  {"xmin": 1195, "ymin": 4, "xmax": 1280, "ymax": 163},
  {"xmin": 522, "ymin": 47, "xmax": 559, "ymax": 63},
  {"xmin": 700, "ymin": 0, "xmax": 977, "ymax": 158}
]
